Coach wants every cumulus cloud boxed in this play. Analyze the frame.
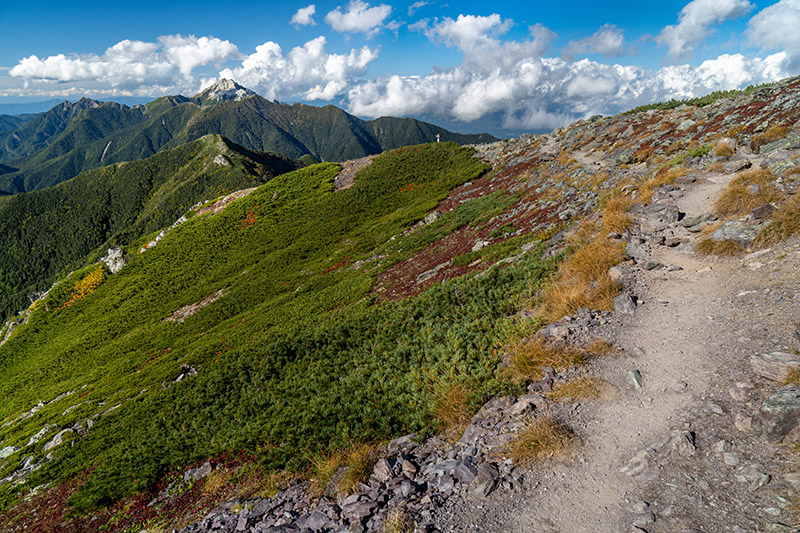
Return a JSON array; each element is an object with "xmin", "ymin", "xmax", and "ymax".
[
  {"xmin": 219, "ymin": 36, "xmax": 379, "ymax": 101},
  {"xmin": 748, "ymin": 0, "xmax": 800, "ymax": 70},
  {"xmin": 408, "ymin": 1, "xmax": 429, "ymax": 16},
  {"xmin": 415, "ymin": 14, "xmax": 556, "ymax": 71},
  {"xmin": 9, "ymin": 34, "xmax": 240, "ymax": 91},
  {"xmin": 291, "ymin": 5, "xmax": 317, "ymax": 26},
  {"xmin": 656, "ymin": 0, "xmax": 753, "ymax": 60},
  {"xmin": 346, "ymin": 12, "xmax": 788, "ymax": 131},
  {"xmin": 325, "ymin": 0, "xmax": 393, "ymax": 37},
  {"xmin": 564, "ymin": 24, "xmax": 626, "ymax": 58}
]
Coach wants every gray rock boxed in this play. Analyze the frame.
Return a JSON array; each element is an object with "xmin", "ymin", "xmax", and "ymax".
[
  {"xmin": 754, "ymin": 384, "xmax": 800, "ymax": 443},
  {"xmin": 42, "ymin": 428, "xmax": 73, "ymax": 452},
  {"xmin": 614, "ymin": 293, "xmax": 637, "ymax": 314},
  {"xmin": 608, "ymin": 265, "xmax": 626, "ymax": 282},
  {"xmin": 0, "ymin": 446, "xmax": 19, "ymax": 460},
  {"xmin": 752, "ymin": 204, "xmax": 777, "ymax": 220},
  {"xmin": 765, "ymin": 158, "xmax": 798, "ymax": 177},
  {"xmin": 723, "ymin": 157, "xmax": 752, "ymax": 173},
  {"xmin": 671, "ymin": 431, "xmax": 696, "ymax": 457},
  {"xmin": 372, "ymin": 458, "xmax": 393, "ymax": 483},
  {"xmin": 453, "ymin": 458, "xmax": 478, "ymax": 484},
  {"xmin": 626, "ymin": 241, "xmax": 650, "ymax": 263},
  {"xmin": 761, "ymin": 135, "xmax": 800, "ymax": 154},
  {"xmin": 627, "ymin": 370, "xmax": 644, "ymax": 391},
  {"xmin": 341, "ymin": 500, "xmax": 377, "ymax": 521},
  {"xmin": 632, "ymin": 511, "xmax": 656, "ymax": 527},
  {"xmin": 100, "ymin": 246, "xmax": 127, "ymax": 274},
  {"xmin": 750, "ymin": 352, "xmax": 800, "ymax": 382},
  {"xmin": 710, "ymin": 220, "xmax": 757, "ymax": 247}
]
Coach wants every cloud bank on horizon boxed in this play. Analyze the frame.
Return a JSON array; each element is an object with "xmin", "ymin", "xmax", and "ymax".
[{"xmin": 5, "ymin": 0, "xmax": 800, "ymax": 132}]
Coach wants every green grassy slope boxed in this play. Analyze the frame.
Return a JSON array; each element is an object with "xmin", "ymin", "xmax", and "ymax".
[
  {"xmin": 0, "ymin": 142, "xmax": 547, "ymax": 513},
  {"xmin": 0, "ymin": 134, "xmax": 301, "ymax": 319}
]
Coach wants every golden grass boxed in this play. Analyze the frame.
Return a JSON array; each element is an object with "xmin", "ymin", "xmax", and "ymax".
[
  {"xmin": 754, "ymin": 194, "xmax": 800, "ymax": 247},
  {"xmin": 706, "ymin": 162, "xmax": 725, "ymax": 173},
  {"xmin": 601, "ymin": 195, "xmax": 633, "ymax": 234},
  {"xmin": 504, "ymin": 416, "xmax": 574, "ymax": 467},
  {"xmin": 308, "ymin": 442, "xmax": 378, "ymax": 497},
  {"xmin": 584, "ymin": 339, "xmax": 618, "ymax": 356},
  {"xmin": 783, "ymin": 368, "xmax": 800, "ymax": 387},
  {"xmin": 752, "ymin": 124, "xmax": 789, "ymax": 153},
  {"xmin": 713, "ymin": 141, "xmax": 735, "ymax": 157},
  {"xmin": 338, "ymin": 443, "xmax": 378, "ymax": 495},
  {"xmin": 696, "ymin": 238, "xmax": 744, "ymax": 256},
  {"xmin": 637, "ymin": 166, "xmax": 686, "ymax": 204},
  {"xmin": 538, "ymin": 238, "xmax": 625, "ymax": 321},
  {"xmin": 506, "ymin": 336, "xmax": 587, "ymax": 381},
  {"xmin": 715, "ymin": 169, "xmax": 780, "ymax": 217},
  {"xmin": 434, "ymin": 382, "xmax": 473, "ymax": 438},
  {"xmin": 383, "ymin": 508, "xmax": 414, "ymax": 533},
  {"xmin": 308, "ymin": 449, "xmax": 344, "ymax": 498},
  {"xmin": 202, "ymin": 470, "xmax": 229, "ymax": 494},
  {"xmin": 632, "ymin": 146, "xmax": 655, "ymax": 164},
  {"xmin": 547, "ymin": 376, "xmax": 616, "ymax": 401}
]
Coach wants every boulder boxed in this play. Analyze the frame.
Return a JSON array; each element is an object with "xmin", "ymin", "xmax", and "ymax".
[
  {"xmin": 750, "ymin": 352, "xmax": 800, "ymax": 382},
  {"xmin": 614, "ymin": 293, "xmax": 637, "ymax": 314},
  {"xmin": 710, "ymin": 220, "xmax": 757, "ymax": 247},
  {"xmin": 754, "ymin": 384, "xmax": 800, "ymax": 443}
]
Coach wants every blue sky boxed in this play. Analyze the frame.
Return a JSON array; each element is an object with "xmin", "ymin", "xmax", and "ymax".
[{"xmin": 1, "ymin": 0, "xmax": 798, "ymax": 134}]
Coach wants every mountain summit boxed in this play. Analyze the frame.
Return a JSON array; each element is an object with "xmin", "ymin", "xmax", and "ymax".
[{"xmin": 196, "ymin": 78, "xmax": 256, "ymax": 103}]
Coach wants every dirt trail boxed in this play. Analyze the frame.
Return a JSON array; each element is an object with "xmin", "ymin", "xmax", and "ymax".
[{"xmin": 503, "ymin": 172, "xmax": 800, "ymax": 532}]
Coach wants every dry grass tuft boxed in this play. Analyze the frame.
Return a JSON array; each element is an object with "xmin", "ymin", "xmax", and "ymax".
[
  {"xmin": 715, "ymin": 169, "xmax": 780, "ymax": 217},
  {"xmin": 783, "ymin": 368, "xmax": 800, "ymax": 387},
  {"xmin": 338, "ymin": 443, "xmax": 378, "ymax": 495},
  {"xmin": 601, "ymin": 195, "xmax": 633, "ymax": 234},
  {"xmin": 696, "ymin": 238, "xmax": 744, "ymax": 256},
  {"xmin": 584, "ymin": 339, "xmax": 618, "ymax": 356},
  {"xmin": 713, "ymin": 141, "xmax": 735, "ymax": 157},
  {"xmin": 506, "ymin": 336, "xmax": 587, "ymax": 380},
  {"xmin": 639, "ymin": 166, "xmax": 686, "ymax": 204},
  {"xmin": 308, "ymin": 442, "xmax": 378, "ymax": 497},
  {"xmin": 504, "ymin": 416, "xmax": 574, "ymax": 467},
  {"xmin": 383, "ymin": 508, "xmax": 414, "ymax": 533},
  {"xmin": 308, "ymin": 449, "xmax": 344, "ymax": 498},
  {"xmin": 754, "ymin": 194, "xmax": 800, "ymax": 247},
  {"xmin": 751, "ymin": 125, "xmax": 789, "ymax": 153},
  {"xmin": 434, "ymin": 382, "xmax": 474, "ymax": 438},
  {"xmin": 706, "ymin": 162, "xmax": 725, "ymax": 173},
  {"xmin": 547, "ymin": 376, "xmax": 616, "ymax": 401},
  {"xmin": 202, "ymin": 470, "xmax": 230, "ymax": 494},
  {"xmin": 632, "ymin": 146, "xmax": 655, "ymax": 164},
  {"xmin": 539, "ymin": 238, "xmax": 625, "ymax": 320}
]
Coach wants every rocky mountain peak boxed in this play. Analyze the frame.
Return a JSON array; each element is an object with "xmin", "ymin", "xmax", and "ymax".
[{"xmin": 196, "ymin": 79, "xmax": 256, "ymax": 102}]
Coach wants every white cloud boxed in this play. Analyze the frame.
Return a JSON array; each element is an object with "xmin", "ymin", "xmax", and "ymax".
[
  {"xmin": 325, "ymin": 0, "xmax": 393, "ymax": 37},
  {"xmin": 291, "ymin": 5, "xmax": 317, "ymax": 26},
  {"xmin": 656, "ymin": 0, "xmax": 753, "ymax": 60},
  {"xmin": 158, "ymin": 35, "xmax": 241, "ymax": 76},
  {"xmin": 219, "ymin": 36, "xmax": 379, "ymax": 101},
  {"xmin": 347, "ymin": 15, "xmax": 788, "ymax": 131},
  {"xmin": 564, "ymin": 24, "xmax": 626, "ymax": 58},
  {"xmin": 748, "ymin": 0, "xmax": 800, "ymax": 69},
  {"xmin": 9, "ymin": 34, "xmax": 240, "ymax": 91},
  {"xmin": 408, "ymin": 1, "xmax": 429, "ymax": 16}
]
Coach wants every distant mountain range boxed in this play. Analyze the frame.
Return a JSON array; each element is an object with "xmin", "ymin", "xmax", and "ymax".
[{"xmin": 0, "ymin": 79, "xmax": 497, "ymax": 194}]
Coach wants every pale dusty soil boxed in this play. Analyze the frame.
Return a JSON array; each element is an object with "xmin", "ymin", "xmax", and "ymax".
[{"xmin": 435, "ymin": 172, "xmax": 800, "ymax": 532}]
